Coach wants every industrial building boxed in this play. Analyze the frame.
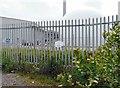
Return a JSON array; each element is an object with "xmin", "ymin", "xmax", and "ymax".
[{"xmin": 0, "ymin": 16, "xmax": 60, "ymax": 49}]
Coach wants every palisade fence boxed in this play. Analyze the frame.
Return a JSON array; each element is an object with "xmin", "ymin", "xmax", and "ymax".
[{"xmin": 1, "ymin": 15, "xmax": 120, "ymax": 66}]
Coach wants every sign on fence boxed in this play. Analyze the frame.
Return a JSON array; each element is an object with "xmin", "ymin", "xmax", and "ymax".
[
  {"xmin": 55, "ymin": 41, "xmax": 64, "ymax": 50},
  {"xmin": 3, "ymin": 38, "xmax": 12, "ymax": 44}
]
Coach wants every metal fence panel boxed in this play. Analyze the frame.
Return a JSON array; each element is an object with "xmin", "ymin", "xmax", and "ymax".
[{"xmin": 1, "ymin": 15, "xmax": 119, "ymax": 66}]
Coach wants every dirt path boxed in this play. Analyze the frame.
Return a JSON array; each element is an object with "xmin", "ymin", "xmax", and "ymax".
[{"xmin": 1, "ymin": 72, "xmax": 51, "ymax": 87}]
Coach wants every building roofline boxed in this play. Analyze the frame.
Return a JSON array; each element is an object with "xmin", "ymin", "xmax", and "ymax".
[{"xmin": 0, "ymin": 16, "xmax": 32, "ymax": 22}]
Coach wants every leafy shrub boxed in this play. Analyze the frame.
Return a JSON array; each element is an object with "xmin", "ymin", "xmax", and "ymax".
[
  {"xmin": 2, "ymin": 58, "xmax": 17, "ymax": 72},
  {"xmin": 22, "ymin": 61, "xmax": 36, "ymax": 73},
  {"xmin": 37, "ymin": 56, "xmax": 64, "ymax": 78},
  {"xmin": 94, "ymin": 22, "xmax": 120, "ymax": 87},
  {"xmin": 57, "ymin": 22, "xmax": 120, "ymax": 87}
]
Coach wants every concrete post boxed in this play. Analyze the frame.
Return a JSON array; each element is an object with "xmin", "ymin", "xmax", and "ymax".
[
  {"xmin": 0, "ymin": 16, "xmax": 2, "ymax": 88},
  {"xmin": 118, "ymin": 1, "xmax": 120, "ymax": 21},
  {"xmin": 63, "ymin": 0, "xmax": 66, "ymax": 17}
]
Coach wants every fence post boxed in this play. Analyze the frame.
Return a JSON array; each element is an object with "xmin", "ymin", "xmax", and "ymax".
[
  {"xmin": 0, "ymin": 19, "xmax": 1, "ymax": 42},
  {"xmin": 118, "ymin": 1, "xmax": 120, "ymax": 22},
  {"xmin": 33, "ymin": 22, "xmax": 36, "ymax": 64}
]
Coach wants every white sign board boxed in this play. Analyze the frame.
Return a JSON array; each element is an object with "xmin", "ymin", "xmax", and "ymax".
[{"xmin": 55, "ymin": 41, "xmax": 64, "ymax": 47}]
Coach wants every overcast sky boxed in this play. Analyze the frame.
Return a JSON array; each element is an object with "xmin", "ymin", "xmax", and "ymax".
[{"xmin": 0, "ymin": 0, "xmax": 120, "ymax": 21}]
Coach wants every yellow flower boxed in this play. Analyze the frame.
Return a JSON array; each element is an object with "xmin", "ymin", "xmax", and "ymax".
[
  {"xmin": 76, "ymin": 65, "xmax": 80, "ymax": 68},
  {"xmin": 76, "ymin": 81, "xmax": 80, "ymax": 84},
  {"xmin": 69, "ymin": 75, "xmax": 72, "ymax": 78},
  {"xmin": 58, "ymin": 85, "xmax": 62, "ymax": 87},
  {"xmin": 76, "ymin": 61, "xmax": 80, "ymax": 64}
]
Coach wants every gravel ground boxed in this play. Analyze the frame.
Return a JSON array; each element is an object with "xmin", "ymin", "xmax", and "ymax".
[
  {"xmin": 2, "ymin": 73, "xmax": 27, "ymax": 86},
  {"xmin": 0, "ymin": 72, "xmax": 2, "ymax": 87},
  {"xmin": 1, "ymin": 72, "xmax": 51, "ymax": 87}
]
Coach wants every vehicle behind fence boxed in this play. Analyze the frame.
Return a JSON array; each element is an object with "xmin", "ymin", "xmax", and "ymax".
[{"xmin": 1, "ymin": 15, "xmax": 119, "ymax": 66}]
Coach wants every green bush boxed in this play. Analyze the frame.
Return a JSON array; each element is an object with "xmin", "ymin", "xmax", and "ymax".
[
  {"xmin": 37, "ymin": 56, "xmax": 64, "ymax": 78},
  {"xmin": 2, "ymin": 58, "xmax": 17, "ymax": 72},
  {"xmin": 56, "ymin": 23, "xmax": 120, "ymax": 87}
]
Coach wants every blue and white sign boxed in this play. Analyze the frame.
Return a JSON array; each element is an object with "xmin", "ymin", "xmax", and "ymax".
[{"xmin": 3, "ymin": 38, "xmax": 12, "ymax": 44}]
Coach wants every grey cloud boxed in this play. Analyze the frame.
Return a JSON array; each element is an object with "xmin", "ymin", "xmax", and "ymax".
[
  {"xmin": 64, "ymin": 9, "xmax": 103, "ymax": 20},
  {"xmin": 22, "ymin": 1, "xmax": 50, "ymax": 15},
  {"xmin": 0, "ymin": 0, "xmax": 103, "ymax": 21},
  {"xmin": 84, "ymin": 0, "xmax": 102, "ymax": 10},
  {"xmin": 0, "ymin": 0, "xmax": 61, "ymax": 21}
]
